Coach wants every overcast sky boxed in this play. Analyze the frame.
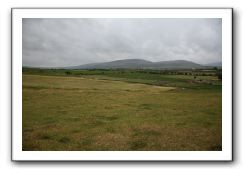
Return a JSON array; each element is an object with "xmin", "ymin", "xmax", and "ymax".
[{"xmin": 23, "ymin": 18, "xmax": 222, "ymax": 67}]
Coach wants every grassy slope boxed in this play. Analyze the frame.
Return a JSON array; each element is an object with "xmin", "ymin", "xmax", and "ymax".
[
  {"xmin": 23, "ymin": 74, "xmax": 222, "ymax": 151},
  {"xmin": 23, "ymin": 68, "xmax": 221, "ymax": 89}
]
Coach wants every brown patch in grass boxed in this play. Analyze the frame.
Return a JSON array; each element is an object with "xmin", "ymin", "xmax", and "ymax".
[{"xmin": 94, "ymin": 133, "xmax": 130, "ymax": 150}]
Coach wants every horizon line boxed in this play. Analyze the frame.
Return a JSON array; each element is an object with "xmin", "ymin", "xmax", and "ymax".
[{"xmin": 22, "ymin": 58, "xmax": 222, "ymax": 69}]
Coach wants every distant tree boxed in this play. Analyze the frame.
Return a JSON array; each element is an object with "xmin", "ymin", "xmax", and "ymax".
[
  {"xmin": 217, "ymin": 72, "xmax": 222, "ymax": 80},
  {"xmin": 65, "ymin": 71, "xmax": 71, "ymax": 75},
  {"xmin": 213, "ymin": 67, "xmax": 218, "ymax": 70}
]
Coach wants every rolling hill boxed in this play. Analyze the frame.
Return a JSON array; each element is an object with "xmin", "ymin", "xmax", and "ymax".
[
  {"xmin": 67, "ymin": 59, "xmax": 207, "ymax": 70},
  {"xmin": 204, "ymin": 62, "xmax": 222, "ymax": 68}
]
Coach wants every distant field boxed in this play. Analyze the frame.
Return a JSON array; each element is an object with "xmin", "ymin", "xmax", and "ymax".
[{"xmin": 22, "ymin": 69, "xmax": 222, "ymax": 151}]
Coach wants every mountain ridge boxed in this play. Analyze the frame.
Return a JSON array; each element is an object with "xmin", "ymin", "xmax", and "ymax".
[{"xmin": 67, "ymin": 59, "xmax": 207, "ymax": 70}]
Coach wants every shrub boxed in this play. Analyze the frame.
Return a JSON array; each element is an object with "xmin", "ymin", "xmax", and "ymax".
[
  {"xmin": 216, "ymin": 72, "xmax": 222, "ymax": 80},
  {"xmin": 65, "ymin": 71, "xmax": 71, "ymax": 75}
]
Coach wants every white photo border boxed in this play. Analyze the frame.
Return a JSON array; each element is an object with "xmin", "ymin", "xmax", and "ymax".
[{"xmin": 11, "ymin": 8, "xmax": 233, "ymax": 161}]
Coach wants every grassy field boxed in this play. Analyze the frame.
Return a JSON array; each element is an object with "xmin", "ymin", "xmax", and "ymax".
[{"xmin": 22, "ymin": 69, "xmax": 222, "ymax": 151}]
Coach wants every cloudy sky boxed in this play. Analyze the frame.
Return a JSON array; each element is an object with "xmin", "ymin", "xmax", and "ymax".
[{"xmin": 23, "ymin": 18, "xmax": 222, "ymax": 67}]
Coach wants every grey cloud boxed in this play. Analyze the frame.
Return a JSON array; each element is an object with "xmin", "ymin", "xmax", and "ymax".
[{"xmin": 23, "ymin": 18, "xmax": 222, "ymax": 67}]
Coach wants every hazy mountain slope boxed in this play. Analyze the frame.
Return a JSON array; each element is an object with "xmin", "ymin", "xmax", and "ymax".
[
  {"xmin": 150, "ymin": 60, "xmax": 204, "ymax": 69},
  {"xmin": 67, "ymin": 59, "xmax": 207, "ymax": 70},
  {"xmin": 204, "ymin": 62, "xmax": 222, "ymax": 68},
  {"xmin": 69, "ymin": 59, "xmax": 152, "ymax": 69}
]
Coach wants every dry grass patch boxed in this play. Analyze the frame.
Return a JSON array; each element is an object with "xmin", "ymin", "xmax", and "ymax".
[{"xmin": 23, "ymin": 75, "xmax": 221, "ymax": 151}]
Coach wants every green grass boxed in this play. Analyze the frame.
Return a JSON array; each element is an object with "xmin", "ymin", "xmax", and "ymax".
[
  {"xmin": 22, "ymin": 69, "xmax": 222, "ymax": 151},
  {"xmin": 23, "ymin": 68, "xmax": 222, "ymax": 89}
]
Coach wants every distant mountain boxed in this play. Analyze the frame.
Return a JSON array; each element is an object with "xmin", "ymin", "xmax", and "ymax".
[
  {"xmin": 204, "ymin": 62, "xmax": 222, "ymax": 68},
  {"xmin": 69, "ymin": 59, "xmax": 152, "ymax": 69},
  {"xmin": 66, "ymin": 59, "xmax": 207, "ymax": 70},
  {"xmin": 146, "ymin": 60, "xmax": 204, "ymax": 69}
]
